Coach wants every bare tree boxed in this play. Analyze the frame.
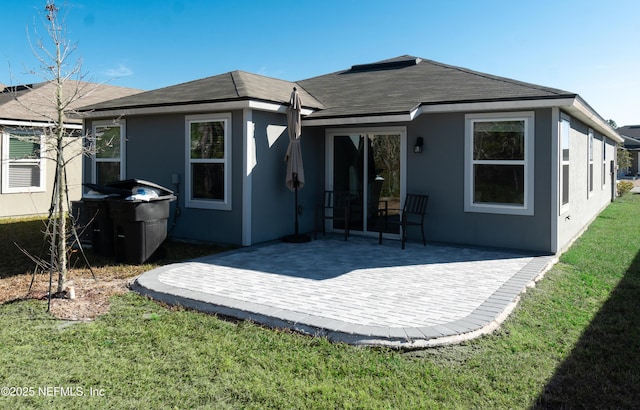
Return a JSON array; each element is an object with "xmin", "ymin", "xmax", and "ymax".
[{"xmin": 13, "ymin": 1, "xmax": 97, "ymax": 303}]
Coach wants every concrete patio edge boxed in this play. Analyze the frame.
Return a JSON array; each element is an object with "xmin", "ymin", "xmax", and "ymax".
[{"xmin": 131, "ymin": 252, "xmax": 557, "ymax": 349}]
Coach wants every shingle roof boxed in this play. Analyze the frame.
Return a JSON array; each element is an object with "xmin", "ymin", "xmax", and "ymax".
[
  {"xmin": 618, "ymin": 125, "xmax": 640, "ymax": 139},
  {"xmin": 80, "ymin": 71, "xmax": 324, "ymax": 112},
  {"xmin": 298, "ymin": 56, "xmax": 575, "ymax": 119},
  {"xmin": 77, "ymin": 55, "xmax": 576, "ymax": 119},
  {"xmin": 0, "ymin": 81, "xmax": 141, "ymax": 124}
]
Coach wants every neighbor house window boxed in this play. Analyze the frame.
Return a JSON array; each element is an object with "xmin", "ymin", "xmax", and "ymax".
[
  {"xmin": 465, "ymin": 112, "xmax": 534, "ymax": 215},
  {"xmin": 560, "ymin": 114, "xmax": 570, "ymax": 212},
  {"xmin": 1, "ymin": 129, "xmax": 46, "ymax": 193},
  {"xmin": 588, "ymin": 128, "xmax": 594, "ymax": 196},
  {"xmin": 185, "ymin": 113, "xmax": 231, "ymax": 210},
  {"xmin": 91, "ymin": 120, "xmax": 125, "ymax": 185},
  {"xmin": 602, "ymin": 137, "xmax": 606, "ymax": 189}
]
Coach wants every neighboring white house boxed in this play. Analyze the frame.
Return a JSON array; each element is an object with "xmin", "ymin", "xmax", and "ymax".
[{"xmin": 0, "ymin": 81, "xmax": 141, "ymax": 218}]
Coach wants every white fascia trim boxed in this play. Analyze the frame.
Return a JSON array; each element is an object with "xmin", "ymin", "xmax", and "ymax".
[
  {"xmin": 302, "ymin": 98, "xmax": 576, "ymax": 127},
  {"xmin": 419, "ymin": 98, "xmax": 577, "ymax": 114},
  {"xmin": 76, "ymin": 101, "xmax": 316, "ymax": 120},
  {"xmin": 565, "ymin": 98, "xmax": 623, "ymax": 144},
  {"xmin": 0, "ymin": 119, "xmax": 82, "ymax": 130},
  {"xmin": 303, "ymin": 113, "xmax": 414, "ymax": 127}
]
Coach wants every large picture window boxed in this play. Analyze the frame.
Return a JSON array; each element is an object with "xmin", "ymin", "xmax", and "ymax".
[
  {"xmin": 465, "ymin": 112, "xmax": 534, "ymax": 215},
  {"xmin": 1, "ymin": 130, "xmax": 46, "ymax": 193},
  {"xmin": 185, "ymin": 113, "xmax": 231, "ymax": 210},
  {"xmin": 92, "ymin": 120, "xmax": 125, "ymax": 185}
]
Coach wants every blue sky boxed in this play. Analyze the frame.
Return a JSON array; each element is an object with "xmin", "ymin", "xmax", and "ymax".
[{"xmin": 2, "ymin": 0, "xmax": 639, "ymax": 126}]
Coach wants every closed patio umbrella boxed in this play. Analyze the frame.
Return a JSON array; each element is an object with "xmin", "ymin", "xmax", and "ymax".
[{"xmin": 283, "ymin": 87, "xmax": 310, "ymax": 242}]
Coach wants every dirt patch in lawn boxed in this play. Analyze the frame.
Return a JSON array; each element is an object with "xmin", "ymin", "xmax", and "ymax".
[
  {"xmin": 0, "ymin": 221, "xmax": 225, "ymax": 322},
  {"xmin": 0, "ymin": 268, "xmax": 135, "ymax": 321}
]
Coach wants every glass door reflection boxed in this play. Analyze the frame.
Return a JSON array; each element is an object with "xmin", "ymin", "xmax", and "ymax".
[{"xmin": 332, "ymin": 133, "xmax": 401, "ymax": 235}]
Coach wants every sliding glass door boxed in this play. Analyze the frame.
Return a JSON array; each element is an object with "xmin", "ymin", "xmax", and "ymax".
[{"xmin": 327, "ymin": 129, "xmax": 406, "ymax": 236}]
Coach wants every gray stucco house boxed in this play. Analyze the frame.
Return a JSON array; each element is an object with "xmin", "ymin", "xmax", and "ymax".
[{"xmin": 76, "ymin": 55, "xmax": 622, "ymax": 254}]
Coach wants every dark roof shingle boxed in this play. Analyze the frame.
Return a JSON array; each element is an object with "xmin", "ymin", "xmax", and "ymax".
[
  {"xmin": 298, "ymin": 55, "xmax": 575, "ymax": 119},
  {"xmin": 618, "ymin": 125, "xmax": 640, "ymax": 139},
  {"xmin": 81, "ymin": 71, "xmax": 324, "ymax": 112},
  {"xmin": 0, "ymin": 81, "xmax": 141, "ymax": 124},
  {"xmin": 76, "ymin": 55, "xmax": 577, "ymax": 120}
]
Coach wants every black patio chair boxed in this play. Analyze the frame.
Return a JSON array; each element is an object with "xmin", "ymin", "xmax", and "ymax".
[
  {"xmin": 315, "ymin": 190, "xmax": 355, "ymax": 241},
  {"xmin": 378, "ymin": 193, "xmax": 429, "ymax": 249}
]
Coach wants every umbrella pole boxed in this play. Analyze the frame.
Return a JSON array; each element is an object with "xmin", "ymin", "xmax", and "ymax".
[
  {"xmin": 284, "ymin": 173, "xmax": 310, "ymax": 243},
  {"xmin": 294, "ymin": 177, "xmax": 299, "ymax": 236}
]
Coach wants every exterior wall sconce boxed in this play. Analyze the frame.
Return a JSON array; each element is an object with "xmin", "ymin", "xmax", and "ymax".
[{"xmin": 414, "ymin": 137, "xmax": 424, "ymax": 153}]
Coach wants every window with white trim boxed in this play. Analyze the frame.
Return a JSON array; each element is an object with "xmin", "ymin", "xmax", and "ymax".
[
  {"xmin": 588, "ymin": 128, "xmax": 594, "ymax": 196},
  {"xmin": 1, "ymin": 129, "xmax": 46, "ymax": 193},
  {"xmin": 465, "ymin": 112, "xmax": 535, "ymax": 215},
  {"xmin": 92, "ymin": 120, "xmax": 125, "ymax": 185},
  {"xmin": 185, "ymin": 113, "xmax": 231, "ymax": 210},
  {"xmin": 560, "ymin": 114, "xmax": 570, "ymax": 212},
  {"xmin": 601, "ymin": 137, "xmax": 606, "ymax": 189}
]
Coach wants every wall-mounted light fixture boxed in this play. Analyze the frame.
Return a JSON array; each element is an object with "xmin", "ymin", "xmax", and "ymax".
[{"xmin": 414, "ymin": 137, "xmax": 424, "ymax": 153}]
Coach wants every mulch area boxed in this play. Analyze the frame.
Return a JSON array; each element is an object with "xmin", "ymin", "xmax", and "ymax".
[{"xmin": 0, "ymin": 269, "xmax": 133, "ymax": 321}]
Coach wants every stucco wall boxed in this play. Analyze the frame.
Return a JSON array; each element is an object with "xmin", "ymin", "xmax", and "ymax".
[
  {"xmin": 80, "ymin": 105, "xmax": 617, "ymax": 253},
  {"xmin": 84, "ymin": 111, "xmax": 246, "ymax": 245},
  {"xmin": 310, "ymin": 109, "xmax": 554, "ymax": 252},
  {"xmin": 555, "ymin": 114, "xmax": 616, "ymax": 253},
  {"xmin": 403, "ymin": 109, "xmax": 553, "ymax": 252},
  {"xmin": 248, "ymin": 111, "xmax": 323, "ymax": 244}
]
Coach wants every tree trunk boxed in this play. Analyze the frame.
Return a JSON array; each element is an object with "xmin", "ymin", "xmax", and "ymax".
[
  {"xmin": 54, "ymin": 33, "xmax": 67, "ymax": 294},
  {"xmin": 56, "ymin": 134, "xmax": 67, "ymax": 293}
]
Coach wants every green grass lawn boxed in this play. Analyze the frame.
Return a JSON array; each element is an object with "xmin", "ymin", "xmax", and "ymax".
[{"xmin": 1, "ymin": 194, "xmax": 640, "ymax": 409}]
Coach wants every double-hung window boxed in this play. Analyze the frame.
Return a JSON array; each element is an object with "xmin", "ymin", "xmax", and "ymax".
[
  {"xmin": 465, "ymin": 112, "xmax": 535, "ymax": 215},
  {"xmin": 1, "ymin": 129, "xmax": 46, "ymax": 193},
  {"xmin": 92, "ymin": 120, "xmax": 125, "ymax": 185},
  {"xmin": 601, "ymin": 137, "xmax": 606, "ymax": 189},
  {"xmin": 560, "ymin": 114, "xmax": 570, "ymax": 212},
  {"xmin": 588, "ymin": 129, "xmax": 594, "ymax": 196},
  {"xmin": 185, "ymin": 113, "xmax": 231, "ymax": 210}
]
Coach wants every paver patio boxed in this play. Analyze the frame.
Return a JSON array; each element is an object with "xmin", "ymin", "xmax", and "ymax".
[{"xmin": 133, "ymin": 236, "xmax": 555, "ymax": 348}]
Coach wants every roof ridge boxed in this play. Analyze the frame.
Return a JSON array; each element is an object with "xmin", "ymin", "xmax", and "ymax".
[
  {"xmin": 229, "ymin": 71, "xmax": 241, "ymax": 98},
  {"xmin": 422, "ymin": 58, "xmax": 570, "ymax": 95},
  {"xmin": 293, "ymin": 82, "xmax": 323, "ymax": 107}
]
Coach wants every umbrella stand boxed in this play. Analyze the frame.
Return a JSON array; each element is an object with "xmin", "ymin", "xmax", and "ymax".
[
  {"xmin": 283, "ymin": 173, "xmax": 310, "ymax": 243},
  {"xmin": 283, "ymin": 87, "xmax": 310, "ymax": 243}
]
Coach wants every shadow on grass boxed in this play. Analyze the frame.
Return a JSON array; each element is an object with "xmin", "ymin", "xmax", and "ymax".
[
  {"xmin": 532, "ymin": 250, "xmax": 640, "ymax": 408},
  {"xmin": 0, "ymin": 218, "xmax": 50, "ymax": 279},
  {"xmin": 0, "ymin": 217, "xmax": 225, "ymax": 279}
]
